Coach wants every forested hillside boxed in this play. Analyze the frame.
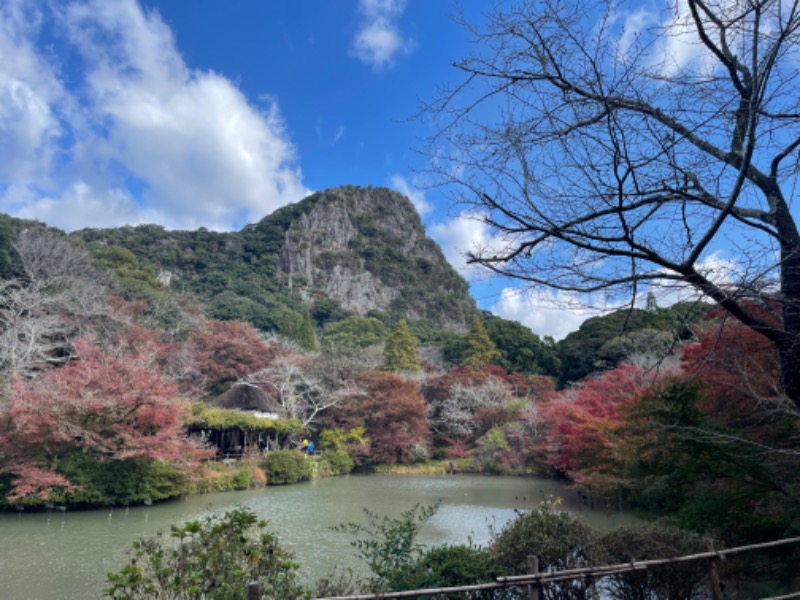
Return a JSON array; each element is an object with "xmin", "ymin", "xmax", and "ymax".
[{"xmin": 71, "ymin": 186, "xmax": 476, "ymax": 338}]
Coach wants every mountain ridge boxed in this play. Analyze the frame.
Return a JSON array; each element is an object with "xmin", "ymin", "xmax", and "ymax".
[{"xmin": 61, "ymin": 185, "xmax": 476, "ymax": 334}]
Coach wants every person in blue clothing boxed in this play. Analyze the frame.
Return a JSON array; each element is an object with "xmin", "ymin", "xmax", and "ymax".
[{"xmin": 307, "ymin": 441, "xmax": 315, "ymax": 455}]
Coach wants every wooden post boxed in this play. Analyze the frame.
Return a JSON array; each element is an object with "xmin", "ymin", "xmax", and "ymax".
[
  {"xmin": 527, "ymin": 555, "xmax": 540, "ymax": 600},
  {"xmin": 706, "ymin": 540, "xmax": 723, "ymax": 600},
  {"xmin": 247, "ymin": 580, "xmax": 260, "ymax": 600}
]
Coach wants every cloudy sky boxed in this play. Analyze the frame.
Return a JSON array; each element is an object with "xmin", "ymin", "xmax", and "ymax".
[{"xmin": 0, "ymin": 0, "xmax": 714, "ymax": 340}]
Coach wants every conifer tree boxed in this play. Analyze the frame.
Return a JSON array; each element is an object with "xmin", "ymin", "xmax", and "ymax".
[
  {"xmin": 463, "ymin": 317, "xmax": 501, "ymax": 369},
  {"xmin": 298, "ymin": 310, "xmax": 316, "ymax": 351},
  {"xmin": 382, "ymin": 320, "xmax": 421, "ymax": 373}
]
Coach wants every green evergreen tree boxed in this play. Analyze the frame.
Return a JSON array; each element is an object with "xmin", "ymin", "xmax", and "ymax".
[
  {"xmin": 463, "ymin": 317, "xmax": 501, "ymax": 369},
  {"xmin": 382, "ymin": 320, "xmax": 421, "ymax": 373},
  {"xmin": 0, "ymin": 217, "xmax": 13, "ymax": 278},
  {"xmin": 298, "ymin": 310, "xmax": 316, "ymax": 351}
]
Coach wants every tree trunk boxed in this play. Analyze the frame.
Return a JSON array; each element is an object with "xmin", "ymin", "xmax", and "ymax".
[{"xmin": 779, "ymin": 227, "xmax": 800, "ymax": 410}]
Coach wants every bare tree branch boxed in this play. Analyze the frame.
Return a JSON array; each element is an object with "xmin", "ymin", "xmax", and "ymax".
[{"xmin": 421, "ymin": 0, "xmax": 800, "ymax": 406}]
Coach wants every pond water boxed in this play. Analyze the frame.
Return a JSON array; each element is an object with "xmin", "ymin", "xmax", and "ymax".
[{"xmin": 0, "ymin": 474, "xmax": 637, "ymax": 600}]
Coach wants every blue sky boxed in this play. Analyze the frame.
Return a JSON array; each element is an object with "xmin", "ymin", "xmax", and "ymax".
[{"xmin": 0, "ymin": 0, "xmax": 687, "ymax": 339}]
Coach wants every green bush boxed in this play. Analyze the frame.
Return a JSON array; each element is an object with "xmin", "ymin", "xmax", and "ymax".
[
  {"xmin": 333, "ymin": 502, "xmax": 440, "ymax": 592},
  {"xmin": 322, "ymin": 450, "xmax": 355, "ymax": 475},
  {"xmin": 401, "ymin": 545, "xmax": 509, "ymax": 599},
  {"xmin": 593, "ymin": 525, "xmax": 708, "ymax": 600},
  {"xmin": 232, "ymin": 468, "xmax": 253, "ymax": 490},
  {"xmin": 192, "ymin": 463, "xmax": 263, "ymax": 494},
  {"xmin": 13, "ymin": 453, "xmax": 190, "ymax": 507},
  {"xmin": 106, "ymin": 509, "xmax": 305, "ymax": 599},
  {"xmin": 490, "ymin": 499, "xmax": 596, "ymax": 600},
  {"xmin": 263, "ymin": 450, "xmax": 312, "ymax": 485}
]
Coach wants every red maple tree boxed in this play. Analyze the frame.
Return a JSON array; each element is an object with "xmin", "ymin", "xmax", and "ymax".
[
  {"xmin": 332, "ymin": 372, "xmax": 430, "ymax": 465},
  {"xmin": 0, "ymin": 339, "xmax": 205, "ymax": 501}
]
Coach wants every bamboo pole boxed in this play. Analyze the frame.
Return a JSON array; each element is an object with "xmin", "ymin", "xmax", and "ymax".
[
  {"xmin": 498, "ymin": 535, "xmax": 800, "ymax": 584},
  {"xmin": 247, "ymin": 581, "xmax": 260, "ymax": 600},
  {"xmin": 706, "ymin": 540, "xmax": 723, "ymax": 600},
  {"xmin": 527, "ymin": 556, "xmax": 539, "ymax": 600}
]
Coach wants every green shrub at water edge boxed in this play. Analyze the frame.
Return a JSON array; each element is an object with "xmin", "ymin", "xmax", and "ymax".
[
  {"xmin": 399, "ymin": 545, "xmax": 510, "ymax": 599},
  {"xmin": 192, "ymin": 462, "xmax": 262, "ymax": 494},
  {"xmin": 321, "ymin": 449, "xmax": 354, "ymax": 475},
  {"xmin": 4, "ymin": 453, "xmax": 190, "ymax": 507},
  {"xmin": 262, "ymin": 450, "xmax": 312, "ymax": 485},
  {"xmin": 106, "ymin": 508, "xmax": 305, "ymax": 600}
]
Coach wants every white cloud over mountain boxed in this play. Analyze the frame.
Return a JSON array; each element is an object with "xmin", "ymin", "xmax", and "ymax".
[{"xmin": 0, "ymin": 0, "xmax": 308, "ymax": 232}]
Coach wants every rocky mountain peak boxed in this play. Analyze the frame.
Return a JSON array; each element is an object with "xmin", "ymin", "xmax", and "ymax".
[{"xmin": 275, "ymin": 186, "xmax": 474, "ymax": 330}]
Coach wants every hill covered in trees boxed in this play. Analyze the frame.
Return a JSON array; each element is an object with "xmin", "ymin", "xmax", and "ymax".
[{"xmin": 70, "ymin": 186, "xmax": 477, "ymax": 336}]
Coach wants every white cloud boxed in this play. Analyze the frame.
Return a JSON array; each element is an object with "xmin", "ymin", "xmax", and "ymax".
[
  {"xmin": 648, "ymin": 2, "xmax": 720, "ymax": 77},
  {"xmin": 491, "ymin": 288, "xmax": 600, "ymax": 341},
  {"xmin": 351, "ymin": 0, "xmax": 413, "ymax": 70},
  {"xmin": 0, "ymin": 1, "xmax": 68, "ymax": 187},
  {"xmin": 428, "ymin": 211, "xmax": 509, "ymax": 281},
  {"xmin": 390, "ymin": 174, "xmax": 431, "ymax": 216},
  {"xmin": 332, "ymin": 124, "xmax": 346, "ymax": 145},
  {"xmin": 612, "ymin": 7, "xmax": 656, "ymax": 64},
  {"xmin": 490, "ymin": 252, "xmax": 749, "ymax": 340},
  {"xmin": 13, "ymin": 181, "xmax": 157, "ymax": 231},
  {"xmin": 0, "ymin": 0, "xmax": 309, "ymax": 232}
]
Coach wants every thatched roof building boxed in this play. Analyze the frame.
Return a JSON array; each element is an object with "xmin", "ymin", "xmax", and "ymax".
[{"xmin": 211, "ymin": 382, "xmax": 283, "ymax": 418}]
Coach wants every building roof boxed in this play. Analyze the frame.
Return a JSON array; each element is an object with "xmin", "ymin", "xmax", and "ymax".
[{"xmin": 211, "ymin": 382, "xmax": 283, "ymax": 415}]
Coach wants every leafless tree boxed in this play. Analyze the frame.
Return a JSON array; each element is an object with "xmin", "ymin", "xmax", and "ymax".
[
  {"xmin": 424, "ymin": 0, "xmax": 800, "ymax": 406},
  {"xmin": 243, "ymin": 350, "xmax": 361, "ymax": 430},
  {"xmin": 428, "ymin": 378, "xmax": 511, "ymax": 437},
  {"xmin": 0, "ymin": 230, "xmax": 107, "ymax": 376}
]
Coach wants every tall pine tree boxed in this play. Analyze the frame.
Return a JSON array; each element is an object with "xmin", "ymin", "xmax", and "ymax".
[
  {"xmin": 382, "ymin": 320, "xmax": 421, "ymax": 373},
  {"xmin": 463, "ymin": 317, "xmax": 501, "ymax": 369},
  {"xmin": 297, "ymin": 310, "xmax": 316, "ymax": 351}
]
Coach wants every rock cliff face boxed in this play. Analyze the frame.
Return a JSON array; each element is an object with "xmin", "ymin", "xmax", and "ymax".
[
  {"xmin": 276, "ymin": 186, "xmax": 474, "ymax": 331},
  {"xmin": 65, "ymin": 185, "xmax": 476, "ymax": 333}
]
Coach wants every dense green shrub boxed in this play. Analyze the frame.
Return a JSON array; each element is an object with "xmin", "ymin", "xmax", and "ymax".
[
  {"xmin": 322, "ymin": 450, "xmax": 354, "ymax": 475},
  {"xmin": 322, "ymin": 315, "xmax": 387, "ymax": 349},
  {"xmin": 401, "ymin": 545, "xmax": 509, "ymax": 599},
  {"xmin": 193, "ymin": 463, "xmax": 260, "ymax": 494},
  {"xmin": 232, "ymin": 468, "xmax": 253, "ymax": 490},
  {"xmin": 262, "ymin": 450, "xmax": 312, "ymax": 485},
  {"xmin": 10, "ymin": 453, "xmax": 190, "ymax": 507},
  {"xmin": 106, "ymin": 509, "xmax": 305, "ymax": 599},
  {"xmin": 490, "ymin": 500, "xmax": 596, "ymax": 600},
  {"xmin": 593, "ymin": 525, "xmax": 708, "ymax": 600}
]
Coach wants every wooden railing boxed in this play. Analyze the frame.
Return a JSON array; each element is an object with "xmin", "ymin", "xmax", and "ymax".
[{"xmin": 245, "ymin": 535, "xmax": 800, "ymax": 600}]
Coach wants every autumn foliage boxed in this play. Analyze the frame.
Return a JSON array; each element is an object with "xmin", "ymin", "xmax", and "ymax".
[
  {"xmin": 681, "ymin": 317, "xmax": 783, "ymax": 423},
  {"xmin": 540, "ymin": 363, "xmax": 656, "ymax": 490},
  {"xmin": 0, "ymin": 339, "xmax": 205, "ymax": 501},
  {"xmin": 332, "ymin": 372, "xmax": 430, "ymax": 465},
  {"xmin": 192, "ymin": 320, "xmax": 277, "ymax": 392}
]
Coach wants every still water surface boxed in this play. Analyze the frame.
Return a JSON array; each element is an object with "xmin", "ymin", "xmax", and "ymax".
[{"xmin": 0, "ymin": 474, "xmax": 636, "ymax": 600}]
